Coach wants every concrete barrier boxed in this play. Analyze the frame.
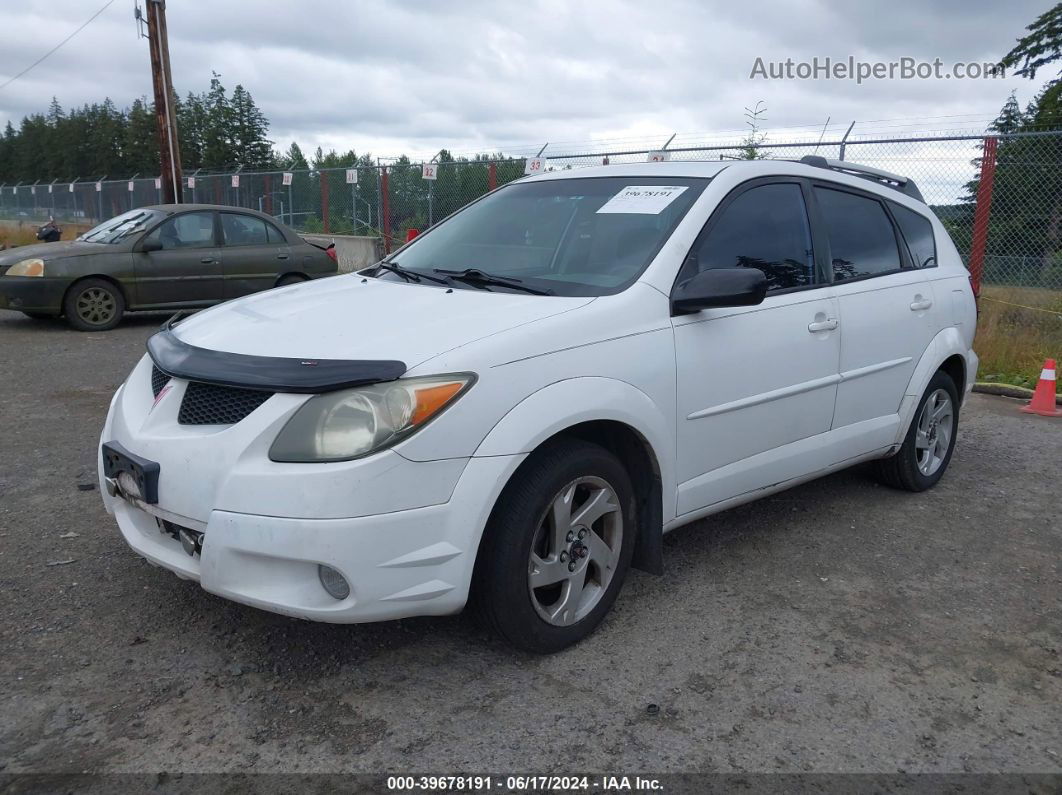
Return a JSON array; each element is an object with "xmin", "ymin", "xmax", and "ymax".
[{"xmin": 300, "ymin": 234, "xmax": 383, "ymax": 273}]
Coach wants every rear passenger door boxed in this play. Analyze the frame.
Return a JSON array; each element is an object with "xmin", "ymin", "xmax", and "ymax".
[
  {"xmin": 217, "ymin": 212, "xmax": 293, "ymax": 299},
  {"xmin": 811, "ymin": 184, "xmax": 937, "ymax": 429}
]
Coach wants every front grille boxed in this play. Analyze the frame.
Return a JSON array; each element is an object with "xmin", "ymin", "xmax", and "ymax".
[
  {"xmin": 150, "ymin": 365, "xmax": 170, "ymax": 398},
  {"xmin": 178, "ymin": 381, "xmax": 274, "ymax": 425}
]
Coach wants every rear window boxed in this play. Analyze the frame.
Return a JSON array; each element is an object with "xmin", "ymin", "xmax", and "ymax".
[
  {"xmin": 891, "ymin": 203, "xmax": 937, "ymax": 269},
  {"xmin": 815, "ymin": 187, "xmax": 902, "ymax": 281}
]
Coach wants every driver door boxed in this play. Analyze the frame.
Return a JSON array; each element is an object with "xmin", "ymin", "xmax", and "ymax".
[
  {"xmin": 672, "ymin": 179, "xmax": 841, "ymax": 516},
  {"xmin": 133, "ymin": 211, "xmax": 223, "ymax": 307}
]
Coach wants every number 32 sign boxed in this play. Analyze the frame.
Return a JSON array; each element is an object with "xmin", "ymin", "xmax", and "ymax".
[{"xmin": 421, "ymin": 163, "xmax": 437, "ymax": 180}]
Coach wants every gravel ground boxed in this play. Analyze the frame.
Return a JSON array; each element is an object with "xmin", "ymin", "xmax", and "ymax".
[{"xmin": 0, "ymin": 308, "xmax": 1059, "ymax": 776}]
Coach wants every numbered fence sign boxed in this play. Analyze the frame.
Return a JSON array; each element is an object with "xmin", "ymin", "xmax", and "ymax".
[
  {"xmin": 231, "ymin": 175, "xmax": 240, "ymax": 189},
  {"xmin": 187, "ymin": 176, "xmax": 196, "ymax": 189},
  {"xmin": 282, "ymin": 172, "xmax": 293, "ymax": 186},
  {"xmin": 524, "ymin": 156, "xmax": 546, "ymax": 175},
  {"xmin": 48, "ymin": 184, "xmax": 53, "ymax": 194},
  {"xmin": 345, "ymin": 169, "xmax": 358, "ymax": 184},
  {"xmin": 68, "ymin": 183, "xmax": 74, "ymax": 193},
  {"xmin": 95, "ymin": 181, "xmax": 102, "ymax": 192},
  {"xmin": 128, "ymin": 181, "xmax": 135, "ymax": 192},
  {"xmin": 154, "ymin": 178, "xmax": 162, "ymax": 190},
  {"xmin": 421, "ymin": 163, "xmax": 437, "ymax": 181},
  {"xmin": 647, "ymin": 150, "xmax": 671, "ymax": 162},
  {"xmin": 30, "ymin": 186, "xmax": 35, "ymax": 195}
]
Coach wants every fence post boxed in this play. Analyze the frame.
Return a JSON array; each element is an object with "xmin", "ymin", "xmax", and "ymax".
[
  {"xmin": 488, "ymin": 162, "xmax": 497, "ymax": 191},
  {"xmin": 968, "ymin": 136, "xmax": 998, "ymax": 297},
  {"xmin": 321, "ymin": 172, "xmax": 330, "ymax": 234},
  {"xmin": 381, "ymin": 168, "xmax": 391, "ymax": 254},
  {"xmin": 264, "ymin": 174, "xmax": 272, "ymax": 216}
]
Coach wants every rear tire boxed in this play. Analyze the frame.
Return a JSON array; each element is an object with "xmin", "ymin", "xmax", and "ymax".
[
  {"xmin": 63, "ymin": 278, "xmax": 124, "ymax": 332},
  {"xmin": 473, "ymin": 439, "xmax": 635, "ymax": 653},
  {"xmin": 873, "ymin": 370, "xmax": 959, "ymax": 492}
]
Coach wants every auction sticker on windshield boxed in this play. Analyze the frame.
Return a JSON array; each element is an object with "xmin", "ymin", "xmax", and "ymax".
[{"xmin": 596, "ymin": 185, "xmax": 688, "ymax": 214}]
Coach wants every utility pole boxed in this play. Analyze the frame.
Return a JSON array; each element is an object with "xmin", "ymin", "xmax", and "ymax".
[{"xmin": 144, "ymin": 0, "xmax": 182, "ymax": 203}]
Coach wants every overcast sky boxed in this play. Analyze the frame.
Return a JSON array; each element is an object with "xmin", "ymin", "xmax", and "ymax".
[{"xmin": 0, "ymin": 0, "xmax": 1055, "ymax": 160}]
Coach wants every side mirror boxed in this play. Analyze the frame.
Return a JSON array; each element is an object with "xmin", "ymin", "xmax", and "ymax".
[
  {"xmin": 671, "ymin": 267, "xmax": 767, "ymax": 313},
  {"xmin": 140, "ymin": 238, "xmax": 162, "ymax": 253}
]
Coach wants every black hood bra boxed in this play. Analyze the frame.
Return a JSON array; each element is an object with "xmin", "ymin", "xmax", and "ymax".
[{"xmin": 146, "ymin": 328, "xmax": 407, "ymax": 394}]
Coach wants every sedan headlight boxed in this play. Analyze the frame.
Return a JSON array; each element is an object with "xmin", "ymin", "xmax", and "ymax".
[
  {"xmin": 269, "ymin": 374, "xmax": 475, "ymax": 462},
  {"xmin": 5, "ymin": 258, "xmax": 45, "ymax": 277}
]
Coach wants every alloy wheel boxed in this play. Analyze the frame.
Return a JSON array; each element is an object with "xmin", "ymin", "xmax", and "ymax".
[
  {"xmin": 527, "ymin": 476, "xmax": 623, "ymax": 627},
  {"xmin": 915, "ymin": 388, "xmax": 954, "ymax": 476}
]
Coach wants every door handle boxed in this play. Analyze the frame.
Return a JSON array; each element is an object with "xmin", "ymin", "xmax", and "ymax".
[
  {"xmin": 276, "ymin": 254, "xmax": 289, "ymax": 260},
  {"xmin": 200, "ymin": 257, "xmax": 215, "ymax": 264},
  {"xmin": 910, "ymin": 297, "xmax": 933, "ymax": 311},
  {"xmin": 808, "ymin": 318, "xmax": 839, "ymax": 333}
]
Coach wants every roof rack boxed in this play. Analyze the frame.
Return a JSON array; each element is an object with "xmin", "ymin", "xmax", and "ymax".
[{"xmin": 797, "ymin": 155, "xmax": 924, "ymax": 202}]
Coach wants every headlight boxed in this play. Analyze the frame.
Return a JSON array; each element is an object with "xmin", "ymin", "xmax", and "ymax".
[
  {"xmin": 269, "ymin": 373, "xmax": 475, "ymax": 462},
  {"xmin": 5, "ymin": 258, "xmax": 45, "ymax": 277}
]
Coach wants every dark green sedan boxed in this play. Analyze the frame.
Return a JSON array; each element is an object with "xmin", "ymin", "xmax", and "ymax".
[{"xmin": 0, "ymin": 204, "xmax": 337, "ymax": 331}]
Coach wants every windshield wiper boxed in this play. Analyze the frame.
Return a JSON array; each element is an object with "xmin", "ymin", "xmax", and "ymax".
[
  {"xmin": 374, "ymin": 261, "xmax": 449, "ymax": 284},
  {"xmin": 433, "ymin": 268, "xmax": 553, "ymax": 296}
]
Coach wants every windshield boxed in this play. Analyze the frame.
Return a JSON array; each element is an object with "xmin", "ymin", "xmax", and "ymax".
[
  {"xmin": 380, "ymin": 176, "xmax": 709, "ymax": 296},
  {"xmin": 77, "ymin": 208, "xmax": 166, "ymax": 244}
]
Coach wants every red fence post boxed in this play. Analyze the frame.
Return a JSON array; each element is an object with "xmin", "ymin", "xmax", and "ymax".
[
  {"xmin": 968, "ymin": 136, "xmax": 998, "ymax": 297},
  {"xmin": 381, "ymin": 168, "xmax": 391, "ymax": 254},
  {"xmin": 263, "ymin": 174, "xmax": 272, "ymax": 216},
  {"xmin": 488, "ymin": 162, "xmax": 497, "ymax": 191},
  {"xmin": 321, "ymin": 173, "xmax": 330, "ymax": 234},
  {"xmin": 214, "ymin": 177, "xmax": 222, "ymax": 206}
]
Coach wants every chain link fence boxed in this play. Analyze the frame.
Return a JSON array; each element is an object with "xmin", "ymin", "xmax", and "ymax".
[{"xmin": 1, "ymin": 130, "xmax": 1059, "ymax": 389}]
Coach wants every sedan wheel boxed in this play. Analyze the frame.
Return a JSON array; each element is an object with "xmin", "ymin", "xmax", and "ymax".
[
  {"xmin": 63, "ymin": 278, "xmax": 125, "ymax": 332},
  {"xmin": 915, "ymin": 388, "xmax": 954, "ymax": 477}
]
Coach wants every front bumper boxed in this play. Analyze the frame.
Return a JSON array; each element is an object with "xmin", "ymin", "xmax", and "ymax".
[
  {"xmin": 99, "ymin": 358, "xmax": 527, "ymax": 622},
  {"xmin": 104, "ymin": 453, "xmax": 523, "ymax": 622},
  {"xmin": 0, "ymin": 276, "xmax": 66, "ymax": 313}
]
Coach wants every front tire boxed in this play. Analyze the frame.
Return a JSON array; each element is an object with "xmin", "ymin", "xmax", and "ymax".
[
  {"xmin": 63, "ymin": 278, "xmax": 124, "ymax": 332},
  {"xmin": 474, "ymin": 439, "xmax": 636, "ymax": 653},
  {"xmin": 874, "ymin": 370, "xmax": 959, "ymax": 492}
]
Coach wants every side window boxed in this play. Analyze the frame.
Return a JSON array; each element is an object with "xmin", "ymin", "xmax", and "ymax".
[
  {"xmin": 265, "ymin": 222, "xmax": 286, "ymax": 244},
  {"xmin": 815, "ymin": 187, "xmax": 902, "ymax": 281},
  {"xmin": 891, "ymin": 203, "xmax": 937, "ymax": 269},
  {"xmin": 221, "ymin": 214, "xmax": 270, "ymax": 246},
  {"xmin": 143, "ymin": 212, "xmax": 215, "ymax": 250},
  {"xmin": 694, "ymin": 183, "xmax": 815, "ymax": 291}
]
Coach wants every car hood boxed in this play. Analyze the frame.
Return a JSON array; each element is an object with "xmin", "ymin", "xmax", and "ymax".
[
  {"xmin": 169, "ymin": 274, "xmax": 595, "ymax": 369},
  {"xmin": 0, "ymin": 241, "xmax": 108, "ymax": 268}
]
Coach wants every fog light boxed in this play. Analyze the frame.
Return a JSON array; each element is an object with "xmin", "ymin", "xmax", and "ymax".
[{"xmin": 318, "ymin": 564, "xmax": 350, "ymax": 600}]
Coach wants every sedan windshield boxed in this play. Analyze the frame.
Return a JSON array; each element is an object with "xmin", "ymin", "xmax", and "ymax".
[
  {"xmin": 382, "ymin": 176, "xmax": 709, "ymax": 296},
  {"xmin": 78, "ymin": 208, "xmax": 166, "ymax": 244}
]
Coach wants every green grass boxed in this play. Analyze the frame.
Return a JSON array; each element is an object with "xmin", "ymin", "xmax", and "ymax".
[{"xmin": 975, "ymin": 284, "xmax": 1062, "ymax": 394}]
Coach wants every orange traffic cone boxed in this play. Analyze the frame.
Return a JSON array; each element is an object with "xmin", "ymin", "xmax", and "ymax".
[{"xmin": 1021, "ymin": 358, "xmax": 1062, "ymax": 417}]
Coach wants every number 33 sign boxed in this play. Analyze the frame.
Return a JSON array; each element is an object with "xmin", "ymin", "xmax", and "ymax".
[{"xmin": 524, "ymin": 156, "xmax": 547, "ymax": 175}]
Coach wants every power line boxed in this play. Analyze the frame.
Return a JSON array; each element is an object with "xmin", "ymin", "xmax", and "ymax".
[{"xmin": 0, "ymin": 0, "xmax": 116, "ymax": 93}]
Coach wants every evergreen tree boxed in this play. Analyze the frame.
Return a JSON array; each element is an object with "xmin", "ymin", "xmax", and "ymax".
[{"xmin": 202, "ymin": 73, "xmax": 235, "ymax": 169}]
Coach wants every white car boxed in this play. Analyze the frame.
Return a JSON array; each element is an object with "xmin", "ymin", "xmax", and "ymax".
[{"xmin": 100, "ymin": 157, "xmax": 977, "ymax": 653}]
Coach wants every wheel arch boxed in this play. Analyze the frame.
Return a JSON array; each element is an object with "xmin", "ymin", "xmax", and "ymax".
[
  {"xmin": 473, "ymin": 377, "xmax": 674, "ymax": 575},
  {"xmin": 61, "ymin": 274, "xmax": 129, "ymax": 314},
  {"xmin": 895, "ymin": 327, "xmax": 972, "ymax": 446}
]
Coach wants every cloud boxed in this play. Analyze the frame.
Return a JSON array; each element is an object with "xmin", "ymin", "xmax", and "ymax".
[{"xmin": 0, "ymin": 0, "xmax": 1054, "ymax": 161}]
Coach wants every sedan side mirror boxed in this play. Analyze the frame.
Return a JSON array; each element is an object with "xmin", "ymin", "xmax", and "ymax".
[
  {"xmin": 671, "ymin": 267, "xmax": 768, "ymax": 314},
  {"xmin": 140, "ymin": 238, "xmax": 163, "ymax": 253}
]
